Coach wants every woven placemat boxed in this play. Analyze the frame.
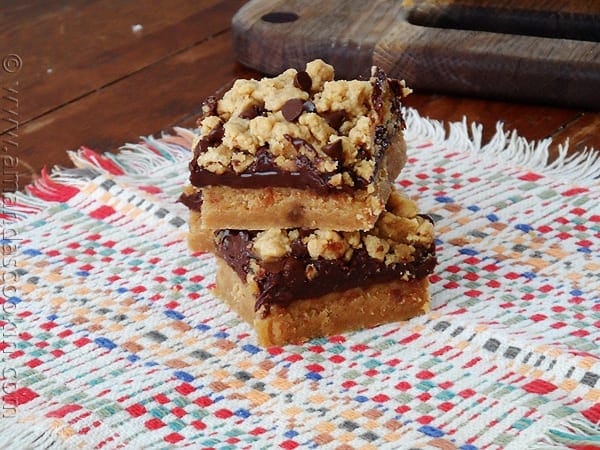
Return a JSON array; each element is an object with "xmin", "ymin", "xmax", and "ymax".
[{"xmin": 1, "ymin": 109, "xmax": 599, "ymax": 449}]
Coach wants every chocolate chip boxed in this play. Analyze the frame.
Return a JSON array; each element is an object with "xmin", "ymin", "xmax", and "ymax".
[
  {"xmin": 322, "ymin": 140, "xmax": 343, "ymax": 161},
  {"xmin": 418, "ymin": 213, "xmax": 435, "ymax": 224},
  {"xmin": 197, "ymin": 123, "xmax": 224, "ymax": 153},
  {"xmin": 302, "ymin": 100, "xmax": 316, "ymax": 113},
  {"xmin": 281, "ymin": 98, "xmax": 304, "ymax": 122},
  {"xmin": 371, "ymin": 67, "xmax": 387, "ymax": 114},
  {"xmin": 253, "ymin": 146, "xmax": 274, "ymax": 172},
  {"xmin": 294, "ymin": 71, "xmax": 312, "ymax": 92},
  {"xmin": 290, "ymin": 238, "xmax": 308, "ymax": 257},
  {"xmin": 177, "ymin": 191, "xmax": 203, "ymax": 210},
  {"xmin": 388, "ymin": 78, "xmax": 402, "ymax": 96},
  {"xmin": 197, "ymin": 96, "xmax": 218, "ymax": 125},
  {"xmin": 285, "ymin": 135, "xmax": 316, "ymax": 154},
  {"xmin": 322, "ymin": 110, "xmax": 347, "ymax": 130},
  {"xmin": 207, "ymin": 123, "xmax": 224, "ymax": 144},
  {"xmin": 239, "ymin": 104, "xmax": 264, "ymax": 120},
  {"xmin": 286, "ymin": 204, "xmax": 305, "ymax": 223}
]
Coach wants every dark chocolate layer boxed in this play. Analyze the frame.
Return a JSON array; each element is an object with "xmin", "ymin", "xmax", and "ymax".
[
  {"xmin": 214, "ymin": 229, "xmax": 437, "ymax": 314},
  {"xmin": 177, "ymin": 190, "xmax": 203, "ymax": 210},
  {"xmin": 190, "ymin": 146, "xmax": 333, "ymax": 195},
  {"xmin": 188, "ymin": 128, "xmax": 388, "ymax": 197}
]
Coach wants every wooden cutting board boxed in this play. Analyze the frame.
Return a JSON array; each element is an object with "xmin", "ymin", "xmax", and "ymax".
[{"xmin": 232, "ymin": 0, "xmax": 600, "ymax": 109}]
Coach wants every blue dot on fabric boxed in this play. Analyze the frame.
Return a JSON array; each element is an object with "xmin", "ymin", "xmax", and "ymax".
[
  {"xmin": 435, "ymin": 196, "xmax": 454, "ymax": 203},
  {"xmin": 195, "ymin": 324, "xmax": 211, "ymax": 331},
  {"xmin": 8, "ymin": 297, "xmax": 22, "ymax": 304},
  {"xmin": 76, "ymin": 271, "xmax": 90, "ymax": 277},
  {"xmin": 116, "ymin": 287, "xmax": 128, "ymax": 293},
  {"xmin": 460, "ymin": 446, "xmax": 478, "ymax": 450},
  {"xmin": 214, "ymin": 331, "xmax": 229, "ymax": 339},
  {"xmin": 235, "ymin": 408, "xmax": 251, "ymax": 419},
  {"xmin": 354, "ymin": 395, "xmax": 368, "ymax": 403},
  {"xmin": 521, "ymin": 272, "xmax": 536, "ymax": 280},
  {"xmin": 95, "ymin": 337, "xmax": 117, "ymax": 350},
  {"xmin": 47, "ymin": 314, "xmax": 58, "ymax": 321},
  {"xmin": 515, "ymin": 223, "xmax": 533, "ymax": 233},
  {"xmin": 127, "ymin": 354, "xmax": 140, "ymax": 362},
  {"xmin": 306, "ymin": 372, "xmax": 322, "ymax": 381},
  {"xmin": 418, "ymin": 425, "xmax": 444, "ymax": 437},
  {"xmin": 467, "ymin": 205, "xmax": 480, "ymax": 212},
  {"xmin": 577, "ymin": 247, "xmax": 591, "ymax": 254},
  {"xmin": 174, "ymin": 371, "xmax": 194, "ymax": 382},
  {"xmin": 570, "ymin": 289, "xmax": 583, "ymax": 296},
  {"xmin": 284, "ymin": 430, "xmax": 299, "ymax": 438},
  {"xmin": 459, "ymin": 248, "xmax": 478, "ymax": 256},
  {"xmin": 23, "ymin": 248, "xmax": 42, "ymax": 256},
  {"xmin": 164, "ymin": 310, "xmax": 184, "ymax": 320},
  {"xmin": 242, "ymin": 344, "xmax": 261, "ymax": 354}
]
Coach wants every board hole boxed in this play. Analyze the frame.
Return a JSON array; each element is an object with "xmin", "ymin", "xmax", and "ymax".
[{"xmin": 261, "ymin": 12, "xmax": 299, "ymax": 23}]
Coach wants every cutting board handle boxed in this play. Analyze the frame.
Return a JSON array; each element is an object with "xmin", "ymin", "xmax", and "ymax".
[{"xmin": 232, "ymin": 0, "xmax": 600, "ymax": 108}]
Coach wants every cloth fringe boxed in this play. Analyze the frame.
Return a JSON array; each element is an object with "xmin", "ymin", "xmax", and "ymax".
[
  {"xmin": 403, "ymin": 109, "xmax": 600, "ymax": 182},
  {"xmin": 529, "ymin": 416, "xmax": 600, "ymax": 450},
  {"xmin": 25, "ymin": 167, "xmax": 81, "ymax": 203},
  {"xmin": 67, "ymin": 127, "xmax": 193, "ymax": 177},
  {"xmin": 1, "ymin": 192, "xmax": 46, "ymax": 222},
  {"xmin": 0, "ymin": 418, "xmax": 71, "ymax": 450},
  {"xmin": 0, "ymin": 128, "xmax": 196, "ymax": 223}
]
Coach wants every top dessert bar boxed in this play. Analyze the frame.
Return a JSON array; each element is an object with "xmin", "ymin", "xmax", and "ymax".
[{"xmin": 184, "ymin": 59, "xmax": 411, "ymax": 231}]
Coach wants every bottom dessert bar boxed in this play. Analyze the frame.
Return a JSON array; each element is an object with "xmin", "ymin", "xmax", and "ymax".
[
  {"xmin": 214, "ymin": 258, "xmax": 431, "ymax": 347},
  {"xmin": 188, "ymin": 209, "xmax": 213, "ymax": 253},
  {"xmin": 179, "ymin": 185, "xmax": 212, "ymax": 253},
  {"xmin": 191, "ymin": 189, "xmax": 437, "ymax": 345}
]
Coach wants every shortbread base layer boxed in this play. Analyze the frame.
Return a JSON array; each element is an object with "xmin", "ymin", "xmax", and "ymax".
[
  {"xmin": 214, "ymin": 258, "xmax": 430, "ymax": 347},
  {"xmin": 196, "ymin": 135, "xmax": 406, "ymax": 231},
  {"xmin": 188, "ymin": 210, "xmax": 214, "ymax": 253}
]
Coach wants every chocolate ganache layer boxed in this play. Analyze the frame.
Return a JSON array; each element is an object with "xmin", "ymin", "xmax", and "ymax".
[
  {"xmin": 214, "ymin": 228, "xmax": 437, "ymax": 314},
  {"xmin": 189, "ymin": 129, "xmax": 390, "ymax": 194},
  {"xmin": 177, "ymin": 190, "xmax": 203, "ymax": 210}
]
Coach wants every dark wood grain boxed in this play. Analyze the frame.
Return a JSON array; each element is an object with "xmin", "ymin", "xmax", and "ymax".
[
  {"xmin": 549, "ymin": 114, "xmax": 600, "ymax": 160},
  {"xmin": 409, "ymin": 0, "xmax": 600, "ymax": 42},
  {"xmin": 232, "ymin": 0, "xmax": 600, "ymax": 108},
  {"xmin": 0, "ymin": 0, "xmax": 597, "ymax": 193},
  {"xmin": 0, "ymin": 0, "xmax": 253, "ymax": 189},
  {"xmin": 0, "ymin": 0, "xmax": 239, "ymax": 127},
  {"xmin": 404, "ymin": 94, "xmax": 580, "ymax": 142}
]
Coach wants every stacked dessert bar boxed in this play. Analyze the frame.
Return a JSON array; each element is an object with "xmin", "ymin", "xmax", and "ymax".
[{"xmin": 180, "ymin": 60, "xmax": 437, "ymax": 346}]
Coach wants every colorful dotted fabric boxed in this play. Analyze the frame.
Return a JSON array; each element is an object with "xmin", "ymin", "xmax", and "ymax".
[{"xmin": 1, "ymin": 115, "xmax": 598, "ymax": 449}]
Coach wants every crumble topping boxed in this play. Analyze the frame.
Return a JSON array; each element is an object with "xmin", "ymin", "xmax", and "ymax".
[
  {"xmin": 248, "ymin": 191, "xmax": 433, "ymax": 266},
  {"xmin": 193, "ymin": 59, "xmax": 409, "ymax": 189},
  {"xmin": 253, "ymin": 229, "xmax": 294, "ymax": 261}
]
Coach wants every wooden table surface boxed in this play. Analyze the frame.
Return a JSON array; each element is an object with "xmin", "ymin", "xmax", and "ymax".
[{"xmin": 2, "ymin": 0, "xmax": 599, "ymax": 191}]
